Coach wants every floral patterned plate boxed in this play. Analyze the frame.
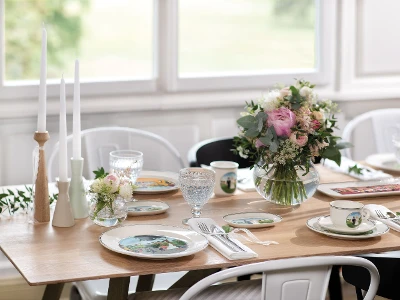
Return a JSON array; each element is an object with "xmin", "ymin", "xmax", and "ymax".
[
  {"xmin": 223, "ymin": 212, "xmax": 282, "ymax": 228},
  {"xmin": 99, "ymin": 224, "xmax": 208, "ymax": 259},
  {"xmin": 126, "ymin": 201, "xmax": 169, "ymax": 216}
]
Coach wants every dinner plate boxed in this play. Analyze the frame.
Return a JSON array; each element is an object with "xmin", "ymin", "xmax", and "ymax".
[
  {"xmin": 126, "ymin": 201, "xmax": 169, "ymax": 216},
  {"xmin": 366, "ymin": 153, "xmax": 400, "ymax": 173},
  {"xmin": 99, "ymin": 224, "xmax": 208, "ymax": 259},
  {"xmin": 306, "ymin": 216, "xmax": 389, "ymax": 240},
  {"xmin": 317, "ymin": 178, "xmax": 400, "ymax": 199},
  {"xmin": 318, "ymin": 215, "xmax": 375, "ymax": 234},
  {"xmin": 133, "ymin": 171, "xmax": 179, "ymax": 194},
  {"xmin": 223, "ymin": 212, "xmax": 282, "ymax": 228}
]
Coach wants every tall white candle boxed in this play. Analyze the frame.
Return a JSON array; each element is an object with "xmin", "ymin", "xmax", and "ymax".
[
  {"xmin": 73, "ymin": 60, "xmax": 81, "ymax": 159},
  {"xmin": 37, "ymin": 25, "xmax": 47, "ymax": 132},
  {"xmin": 59, "ymin": 76, "xmax": 68, "ymax": 182}
]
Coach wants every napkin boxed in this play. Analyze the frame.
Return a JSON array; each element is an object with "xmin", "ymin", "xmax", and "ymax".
[
  {"xmin": 187, "ymin": 218, "xmax": 258, "ymax": 260},
  {"xmin": 364, "ymin": 204, "xmax": 400, "ymax": 232},
  {"xmin": 323, "ymin": 157, "xmax": 392, "ymax": 181},
  {"xmin": 237, "ymin": 168, "xmax": 256, "ymax": 192}
]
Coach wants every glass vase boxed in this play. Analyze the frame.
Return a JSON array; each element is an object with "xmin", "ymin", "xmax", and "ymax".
[
  {"xmin": 89, "ymin": 195, "xmax": 127, "ymax": 227},
  {"xmin": 253, "ymin": 160, "xmax": 320, "ymax": 206}
]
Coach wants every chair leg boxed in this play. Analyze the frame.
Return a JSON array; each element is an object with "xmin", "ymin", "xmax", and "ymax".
[
  {"xmin": 355, "ymin": 287, "xmax": 364, "ymax": 300},
  {"xmin": 69, "ymin": 285, "xmax": 83, "ymax": 300},
  {"xmin": 328, "ymin": 265, "xmax": 343, "ymax": 300}
]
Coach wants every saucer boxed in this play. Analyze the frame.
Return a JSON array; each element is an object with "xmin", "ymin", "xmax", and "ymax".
[
  {"xmin": 223, "ymin": 212, "xmax": 282, "ymax": 228},
  {"xmin": 126, "ymin": 201, "xmax": 169, "ymax": 216},
  {"xmin": 318, "ymin": 215, "xmax": 376, "ymax": 234},
  {"xmin": 307, "ymin": 216, "xmax": 389, "ymax": 240}
]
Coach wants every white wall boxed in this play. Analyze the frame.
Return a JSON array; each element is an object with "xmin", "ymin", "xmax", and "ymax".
[{"xmin": 1, "ymin": 0, "xmax": 400, "ymax": 186}]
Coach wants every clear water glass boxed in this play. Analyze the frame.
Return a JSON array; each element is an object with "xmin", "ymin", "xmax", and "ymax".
[
  {"xmin": 179, "ymin": 168, "xmax": 215, "ymax": 224},
  {"xmin": 109, "ymin": 150, "xmax": 144, "ymax": 184}
]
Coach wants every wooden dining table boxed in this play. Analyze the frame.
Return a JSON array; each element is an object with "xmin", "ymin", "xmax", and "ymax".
[{"xmin": 1, "ymin": 165, "xmax": 400, "ymax": 300}]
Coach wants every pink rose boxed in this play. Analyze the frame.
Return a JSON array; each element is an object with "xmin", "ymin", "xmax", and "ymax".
[
  {"xmin": 311, "ymin": 119, "xmax": 321, "ymax": 130},
  {"xmin": 255, "ymin": 139, "xmax": 265, "ymax": 148},
  {"xmin": 104, "ymin": 173, "xmax": 120, "ymax": 193},
  {"xmin": 267, "ymin": 107, "xmax": 296, "ymax": 137},
  {"xmin": 289, "ymin": 133, "xmax": 308, "ymax": 147}
]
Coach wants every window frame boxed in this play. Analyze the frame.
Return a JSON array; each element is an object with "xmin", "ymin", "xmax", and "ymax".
[{"xmin": 0, "ymin": 0, "xmax": 335, "ymax": 100}]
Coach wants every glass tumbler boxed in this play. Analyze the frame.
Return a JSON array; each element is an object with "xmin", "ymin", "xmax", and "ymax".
[
  {"xmin": 179, "ymin": 168, "xmax": 216, "ymax": 224},
  {"xmin": 109, "ymin": 150, "xmax": 144, "ymax": 184}
]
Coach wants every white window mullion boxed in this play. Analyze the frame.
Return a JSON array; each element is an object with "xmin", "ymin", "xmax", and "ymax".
[
  {"xmin": 0, "ymin": 0, "xmax": 5, "ymax": 86},
  {"xmin": 155, "ymin": 0, "xmax": 178, "ymax": 92}
]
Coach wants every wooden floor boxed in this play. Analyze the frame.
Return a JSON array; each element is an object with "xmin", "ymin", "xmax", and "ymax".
[{"xmin": 0, "ymin": 273, "xmax": 387, "ymax": 300}]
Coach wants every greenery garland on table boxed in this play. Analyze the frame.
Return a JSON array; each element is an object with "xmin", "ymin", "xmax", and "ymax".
[{"xmin": 0, "ymin": 185, "xmax": 58, "ymax": 215}]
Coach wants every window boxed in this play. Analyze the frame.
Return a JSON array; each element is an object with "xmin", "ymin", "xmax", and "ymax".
[
  {"xmin": 4, "ymin": 0, "xmax": 153, "ymax": 82},
  {"xmin": 179, "ymin": 0, "xmax": 315, "ymax": 76},
  {"xmin": 0, "ymin": 0, "xmax": 333, "ymax": 98}
]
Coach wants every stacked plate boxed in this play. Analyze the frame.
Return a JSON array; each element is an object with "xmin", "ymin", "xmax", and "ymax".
[{"xmin": 306, "ymin": 215, "xmax": 389, "ymax": 240}]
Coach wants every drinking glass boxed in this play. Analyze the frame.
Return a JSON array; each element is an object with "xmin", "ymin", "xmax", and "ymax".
[
  {"xmin": 109, "ymin": 150, "xmax": 144, "ymax": 184},
  {"xmin": 179, "ymin": 168, "xmax": 216, "ymax": 224}
]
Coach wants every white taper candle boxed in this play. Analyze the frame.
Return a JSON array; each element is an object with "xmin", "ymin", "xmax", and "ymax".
[
  {"xmin": 73, "ymin": 60, "xmax": 81, "ymax": 159},
  {"xmin": 37, "ymin": 25, "xmax": 47, "ymax": 132},
  {"xmin": 59, "ymin": 76, "xmax": 68, "ymax": 182}
]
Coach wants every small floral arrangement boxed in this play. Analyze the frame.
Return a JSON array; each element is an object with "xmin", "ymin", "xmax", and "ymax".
[
  {"xmin": 234, "ymin": 79, "xmax": 349, "ymax": 205},
  {"xmin": 89, "ymin": 168, "xmax": 135, "ymax": 220}
]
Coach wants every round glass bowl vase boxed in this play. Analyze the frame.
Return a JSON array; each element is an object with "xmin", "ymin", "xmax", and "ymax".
[
  {"xmin": 89, "ymin": 195, "xmax": 127, "ymax": 227},
  {"xmin": 253, "ymin": 161, "xmax": 320, "ymax": 206}
]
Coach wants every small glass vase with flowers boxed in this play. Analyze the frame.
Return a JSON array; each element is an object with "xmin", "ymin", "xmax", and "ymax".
[{"xmin": 88, "ymin": 168, "xmax": 135, "ymax": 227}]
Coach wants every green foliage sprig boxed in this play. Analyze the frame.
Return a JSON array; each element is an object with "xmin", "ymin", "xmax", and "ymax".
[{"xmin": 0, "ymin": 185, "xmax": 58, "ymax": 215}]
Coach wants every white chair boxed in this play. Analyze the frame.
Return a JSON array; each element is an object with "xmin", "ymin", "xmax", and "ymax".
[
  {"xmin": 47, "ymin": 127, "xmax": 186, "ymax": 300},
  {"xmin": 48, "ymin": 126, "xmax": 185, "ymax": 181},
  {"xmin": 128, "ymin": 256, "xmax": 379, "ymax": 300},
  {"xmin": 342, "ymin": 108, "xmax": 400, "ymax": 159}
]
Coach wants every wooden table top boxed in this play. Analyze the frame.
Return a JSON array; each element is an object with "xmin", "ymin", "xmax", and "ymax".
[{"xmin": 1, "ymin": 165, "xmax": 400, "ymax": 286}]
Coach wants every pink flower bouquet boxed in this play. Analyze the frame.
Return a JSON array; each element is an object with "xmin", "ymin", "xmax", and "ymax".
[{"xmin": 235, "ymin": 79, "xmax": 349, "ymax": 205}]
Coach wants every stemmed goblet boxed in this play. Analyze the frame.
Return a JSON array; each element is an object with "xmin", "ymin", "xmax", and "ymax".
[{"xmin": 179, "ymin": 167, "xmax": 216, "ymax": 225}]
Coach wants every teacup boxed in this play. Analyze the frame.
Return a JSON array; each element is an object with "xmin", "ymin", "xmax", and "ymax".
[
  {"xmin": 210, "ymin": 161, "xmax": 239, "ymax": 196},
  {"xmin": 330, "ymin": 200, "xmax": 370, "ymax": 229}
]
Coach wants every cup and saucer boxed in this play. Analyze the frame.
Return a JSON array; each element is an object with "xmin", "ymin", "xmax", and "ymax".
[{"xmin": 307, "ymin": 200, "xmax": 389, "ymax": 239}]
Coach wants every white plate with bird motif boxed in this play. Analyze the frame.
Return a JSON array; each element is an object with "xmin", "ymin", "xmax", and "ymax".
[
  {"xmin": 99, "ymin": 224, "xmax": 208, "ymax": 259},
  {"xmin": 223, "ymin": 212, "xmax": 282, "ymax": 228},
  {"xmin": 126, "ymin": 201, "xmax": 169, "ymax": 216}
]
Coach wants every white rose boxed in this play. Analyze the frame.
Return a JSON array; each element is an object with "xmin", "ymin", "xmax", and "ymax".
[
  {"xmin": 280, "ymin": 87, "xmax": 292, "ymax": 98},
  {"xmin": 300, "ymin": 86, "xmax": 312, "ymax": 98},
  {"xmin": 263, "ymin": 90, "xmax": 280, "ymax": 111},
  {"xmin": 119, "ymin": 183, "xmax": 133, "ymax": 200}
]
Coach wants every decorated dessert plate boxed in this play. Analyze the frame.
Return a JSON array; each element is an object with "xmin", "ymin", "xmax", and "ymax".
[
  {"xmin": 126, "ymin": 201, "xmax": 169, "ymax": 216},
  {"xmin": 306, "ymin": 216, "xmax": 389, "ymax": 240},
  {"xmin": 318, "ymin": 215, "xmax": 376, "ymax": 234},
  {"xmin": 133, "ymin": 171, "xmax": 179, "ymax": 194},
  {"xmin": 223, "ymin": 212, "xmax": 282, "ymax": 228},
  {"xmin": 366, "ymin": 153, "xmax": 400, "ymax": 173},
  {"xmin": 99, "ymin": 224, "xmax": 208, "ymax": 259},
  {"xmin": 317, "ymin": 178, "xmax": 400, "ymax": 199}
]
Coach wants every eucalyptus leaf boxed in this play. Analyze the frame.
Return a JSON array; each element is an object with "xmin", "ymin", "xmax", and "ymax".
[
  {"xmin": 269, "ymin": 141, "xmax": 279, "ymax": 153},
  {"xmin": 237, "ymin": 115, "xmax": 256, "ymax": 129},
  {"xmin": 336, "ymin": 142, "xmax": 352, "ymax": 150},
  {"xmin": 244, "ymin": 127, "xmax": 259, "ymax": 138},
  {"xmin": 321, "ymin": 146, "xmax": 341, "ymax": 166}
]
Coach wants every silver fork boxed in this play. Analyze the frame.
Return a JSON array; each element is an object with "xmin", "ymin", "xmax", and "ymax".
[
  {"xmin": 375, "ymin": 209, "xmax": 400, "ymax": 225},
  {"xmin": 198, "ymin": 222, "xmax": 238, "ymax": 252},
  {"xmin": 210, "ymin": 224, "xmax": 246, "ymax": 252}
]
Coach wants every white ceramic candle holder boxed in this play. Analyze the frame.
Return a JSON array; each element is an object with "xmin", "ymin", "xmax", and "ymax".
[
  {"xmin": 52, "ymin": 180, "xmax": 75, "ymax": 227},
  {"xmin": 69, "ymin": 158, "xmax": 88, "ymax": 219}
]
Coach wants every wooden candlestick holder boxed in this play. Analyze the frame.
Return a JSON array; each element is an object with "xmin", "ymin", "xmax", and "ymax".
[{"xmin": 33, "ymin": 131, "xmax": 50, "ymax": 223}]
